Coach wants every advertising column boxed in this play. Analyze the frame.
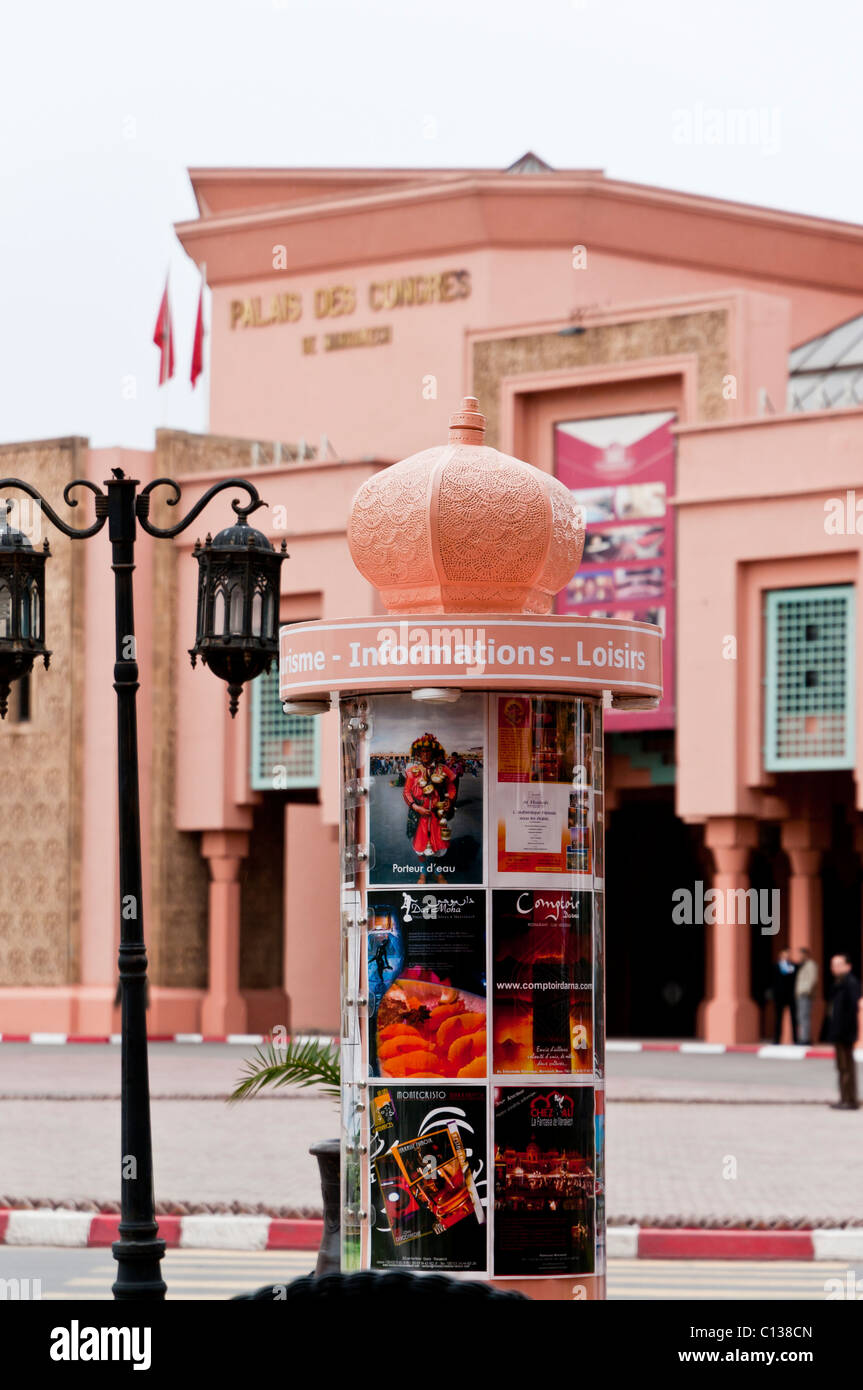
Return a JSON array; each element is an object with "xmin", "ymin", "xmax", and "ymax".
[
  {"xmin": 281, "ymin": 394, "xmax": 662, "ymax": 1300},
  {"xmin": 339, "ymin": 689, "xmax": 606, "ymax": 1298}
]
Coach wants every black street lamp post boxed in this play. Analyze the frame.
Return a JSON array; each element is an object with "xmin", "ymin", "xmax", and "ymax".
[{"xmin": 0, "ymin": 470, "xmax": 286, "ymax": 1300}]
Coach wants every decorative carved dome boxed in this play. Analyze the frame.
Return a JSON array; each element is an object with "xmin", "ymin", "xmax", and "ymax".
[{"xmin": 347, "ymin": 397, "xmax": 584, "ymax": 615}]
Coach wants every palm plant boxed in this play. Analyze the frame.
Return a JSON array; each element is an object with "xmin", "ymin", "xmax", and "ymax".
[
  {"xmin": 230, "ymin": 1035, "xmax": 340, "ymax": 1102},
  {"xmin": 230, "ymin": 1036, "xmax": 343, "ymax": 1275}
]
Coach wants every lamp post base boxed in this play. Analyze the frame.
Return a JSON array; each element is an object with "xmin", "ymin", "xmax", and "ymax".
[{"xmin": 111, "ymin": 1234, "xmax": 167, "ymax": 1301}]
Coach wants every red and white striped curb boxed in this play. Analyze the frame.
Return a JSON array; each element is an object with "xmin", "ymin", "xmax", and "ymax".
[
  {"xmin": 606, "ymin": 1041, "xmax": 862, "ymax": 1061},
  {"xmin": 607, "ymin": 1226, "xmax": 863, "ymax": 1261},
  {"xmin": 1, "ymin": 1209, "xmax": 861, "ymax": 1259},
  {"xmin": 0, "ymin": 1209, "xmax": 323, "ymax": 1252},
  {"xmin": 0, "ymin": 1036, "xmax": 856, "ymax": 1059}
]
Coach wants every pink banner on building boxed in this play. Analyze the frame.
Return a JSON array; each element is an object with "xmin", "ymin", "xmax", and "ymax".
[{"xmin": 554, "ymin": 412, "xmax": 675, "ymax": 730}]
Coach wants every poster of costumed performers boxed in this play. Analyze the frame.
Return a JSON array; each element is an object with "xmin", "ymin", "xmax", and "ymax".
[{"xmin": 367, "ymin": 693, "xmax": 485, "ymax": 886}]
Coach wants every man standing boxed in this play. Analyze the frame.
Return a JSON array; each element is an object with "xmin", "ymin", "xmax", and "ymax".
[
  {"xmin": 794, "ymin": 946, "xmax": 819, "ymax": 1046},
  {"xmin": 771, "ymin": 947, "xmax": 797, "ymax": 1044},
  {"xmin": 827, "ymin": 954, "xmax": 861, "ymax": 1110}
]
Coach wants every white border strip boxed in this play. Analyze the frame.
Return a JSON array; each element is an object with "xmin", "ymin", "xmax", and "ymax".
[{"xmin": 756, "ymin": 1045, "xmax": 808, "ymax": 1060}]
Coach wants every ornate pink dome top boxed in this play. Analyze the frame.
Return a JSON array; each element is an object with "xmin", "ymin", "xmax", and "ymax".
[{"xmin": 347, "ymin": 397, "xmax": 585, "ymax": 615}]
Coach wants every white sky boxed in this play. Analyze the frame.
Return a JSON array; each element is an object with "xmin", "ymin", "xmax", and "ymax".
[{"xmin": 2, "ymin": 0, "xmax": 861, "ymax": 451}]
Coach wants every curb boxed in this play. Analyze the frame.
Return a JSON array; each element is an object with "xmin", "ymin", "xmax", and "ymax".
[
  {"xmin": 0, "ymin": 1209, "xmax": 323, "ymax": 1252},
  {"xmin": 3, "ymin": 1209, "xmax": 863, "ymax": 1260},
  {"xmin": 607, "ymin": 1042, "xmax": 858, "ymax": 1061},
  {"xmin": 608, "ymin": 1226, "xmax": 863, "ymax": 1261}
]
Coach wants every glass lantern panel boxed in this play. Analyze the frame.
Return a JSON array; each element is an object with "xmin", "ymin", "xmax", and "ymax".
[
  {"xmin": 0, "ymin": 583, "xmax": 11, "ymax": 639},
  {"xmin": 213, "ymin": 588, "xmax": 227, "ymax": 637},
  {"xmin": 229, "ymin": 584, "xmax": 245, "ymax": 635},
  {"xmin": 19, "ymin": 589, "xmax": 30, "ymax": 637},
  {"xmin": 29, "ymin": 581, "xmax": 40, "ymax": 641},
  {"xmin": 196, "ymin": 581, "xmax": 205, "ymax": 641},
  {"xmin": 251, "ymin": 591, "xmax": 262, "ymax": 637},
  {"xmin": 263, "ymin": 589, "xmax": 274, "ymax": 639}
]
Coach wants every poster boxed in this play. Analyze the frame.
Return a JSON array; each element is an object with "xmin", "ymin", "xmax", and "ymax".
[
  {"xmin": 593, "ymin": 791, "xmax": 605, "ymax": 878},
  {"xmin": 493, "ymin": 696, "xmax": 594, "ymax": 879},
  {"xmin": 367, "ymin": 889, "xmax": 486, "ymax": 1079},
  {"xmin": 554, "ymin": 410, "xmax": 675, "ymax": 729},
  {"xmin": 368, "ymin": 693, "xmax": 484, "ymax": 886},
  {"xmin": 370, "ymin": 1084, "xmax": 487, "ymax": 1271},
  {"xmin": 493, "ymin": 1086, "xmax": 595, "ymax": 1277},
  {"xmin": 492, "ymin": 890, "xmax": 593, "ymax": 1075},
  {"xmin": 594, "ymin": 1088, "xmax": 606, "ymax": 1268},
  {"xmin": 593, "ymin": 891, "xmax": 605, "ymax": 1078}
]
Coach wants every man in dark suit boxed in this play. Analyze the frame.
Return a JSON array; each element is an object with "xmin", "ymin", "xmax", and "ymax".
[{"xmin": 827, "ymin": 954, "xmax": 861, "ymax": 1110}]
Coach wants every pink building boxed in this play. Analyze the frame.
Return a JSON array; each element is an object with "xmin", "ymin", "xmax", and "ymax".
[{"xmin": 3, "ymin": 153, "xmax": 863, "ymax": 1042}]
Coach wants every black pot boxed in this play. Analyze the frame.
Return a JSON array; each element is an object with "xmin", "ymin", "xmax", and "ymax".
[{"xmin": 309, "ymin": 1138, "xmax": 341, "ymax": 1277}]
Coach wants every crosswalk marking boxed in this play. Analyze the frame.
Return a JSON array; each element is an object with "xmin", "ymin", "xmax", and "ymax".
[
  {"xmin": 18, "ymin": 1255, "xmax": 859, "ymax": 1301},
  {"xmin": 45, "ymin": 1252, "xmax": 316, "ymax": 1300},
  {"xmin": 608, "ymin": 1260, "xmax": 850, "ymax": 1301}
]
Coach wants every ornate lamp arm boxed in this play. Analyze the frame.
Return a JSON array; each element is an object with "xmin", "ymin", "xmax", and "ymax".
[
  {"xmin": 0, "ymin": 477, "xmax": 108, "ymax": 539},
  {"xmin": 136, "ymin": 477, "xmax": 266, "ymax": 538}
]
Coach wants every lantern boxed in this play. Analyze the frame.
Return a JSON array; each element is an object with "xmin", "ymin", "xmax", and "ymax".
[
  {"xmin": 0, "ymin": 503, "xmax": 51, "ymax": 719},
  {"xmin": 188, "ymin": 515, "xmax": 286, "ymax": 716}
]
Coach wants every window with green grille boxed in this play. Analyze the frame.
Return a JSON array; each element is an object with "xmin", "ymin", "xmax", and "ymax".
[
  {"xmin": 764, "ymin": 585, "xmax": 855, "ymax": 771},
  {"xmin": 249, "ymin": 663, "xmax": 321, "ymax": 790}
]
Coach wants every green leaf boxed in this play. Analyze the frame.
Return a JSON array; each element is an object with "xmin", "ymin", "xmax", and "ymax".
[{"xmin": 229, "ymin": 1036, "xmax": 341, "ymax": 1103}]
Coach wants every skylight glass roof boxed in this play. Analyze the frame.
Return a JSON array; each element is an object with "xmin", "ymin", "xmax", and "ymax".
[{"xmin": 788, "ymin": 314, "xmax": 863, "ymax": 411}]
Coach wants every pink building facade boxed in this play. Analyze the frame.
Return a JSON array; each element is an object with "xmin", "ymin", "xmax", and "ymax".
[{"xmin": 4, "ymin": 155, "xmax": 863, "ymax": 1042}]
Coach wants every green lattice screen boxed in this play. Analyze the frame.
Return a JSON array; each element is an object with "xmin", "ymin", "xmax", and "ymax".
[
  {"xmin": 249, "ymin": 663, "xmax": 321, "ymax": 790},
  {"xmin": 764, "ymin": 585, "xmax": 855, "ymax": 771}
]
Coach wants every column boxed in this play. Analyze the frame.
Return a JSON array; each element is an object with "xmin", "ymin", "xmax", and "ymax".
[
  {"xmin": 700, "ymin": 816, "xmax": 760, "ymax": 1043},
  {"xmin": 200, "ymin": 829, "xmax": 249, "ymax": 1035},
  {"xmin": 284, "ymin": 803, "xmax": 340, "ymax": 1034},
  {"xmin": 781, "ymin": 817, "xmax": 828, "ymax": 1045}
]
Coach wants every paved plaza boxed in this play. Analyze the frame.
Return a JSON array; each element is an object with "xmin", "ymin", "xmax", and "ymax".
[{"xmin": 1, "ymin": 1045, "xmax": 861, "ymax": 1226}]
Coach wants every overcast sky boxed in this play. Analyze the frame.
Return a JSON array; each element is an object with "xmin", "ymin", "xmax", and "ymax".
[{"xmin": 2, "ymin": 0, "xmax": 861, "ymax": 452}]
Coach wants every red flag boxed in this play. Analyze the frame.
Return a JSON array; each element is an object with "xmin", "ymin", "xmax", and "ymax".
[
  {"xmin": 190, "ymin": 277, "xmax": 205, "ymax": 388},
  {"xmin": 153, "ymin": 280, "xmax": 175, "ymax": 385}
]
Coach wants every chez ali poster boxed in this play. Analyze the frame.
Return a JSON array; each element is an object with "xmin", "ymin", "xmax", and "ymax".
[{"xmin": 493, "ymin": 1085, "xmax": 596, "ymax": 1278}]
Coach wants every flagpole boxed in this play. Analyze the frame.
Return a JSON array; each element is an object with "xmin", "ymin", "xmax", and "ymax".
[
  {"xmin": 200, "ymin": 262, "xmax": 210, "ymax": 435},
  {"xmin": 159, "ymin": 267, "xmax": 170, "ymax": 436}
]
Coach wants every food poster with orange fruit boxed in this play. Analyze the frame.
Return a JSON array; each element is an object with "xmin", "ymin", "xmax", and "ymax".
[
  {"xmin": 368, "ymin": 890, "xmax": 486, "ymax": 1080},
  {"xmin": 493, "ymin": 696, "xmax": 595, "ymax": 882},
  {"xmin": 366, "ymin": 692, "xmax": 485, "ymax": 887},
  {"xmin": 370, "ymin": 1084, "xmax": 487, "ymax": 1271},
  {"xmin": 493, "ymin": 1085, "xmax": 596, "ymax": 1278},
  {"xmin": 492, "ymin": 890, "xmax": 593, "ymax": 1075}
]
